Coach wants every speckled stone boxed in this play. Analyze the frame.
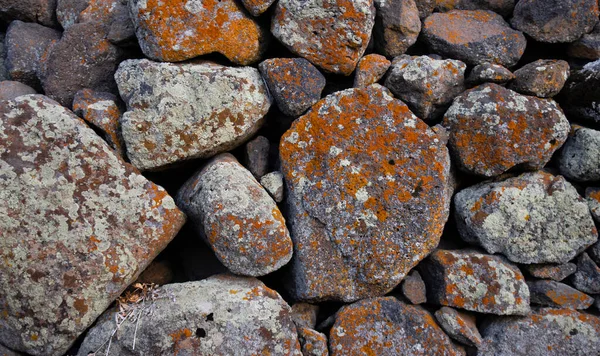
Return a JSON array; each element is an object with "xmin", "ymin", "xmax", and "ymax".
[
  {"xmin": 557, "ymin": 126, "xmax": 600, "ymax": 182},
  {"xmin": 115, "ymin": 59, "xmax": 271, "ymax": 171},
  {"xmin": 479, "ymin": 308, "xmax": 600, "ymax": 355},
  {"xmin": 76, "ymin": 275, "xmax": 302, "ymax": 356},
  {"xmin": 384, "ymin": 55, "xmax": 466, "ymax": 122},
  {"xmin": 0, "ymin": 81, "xmax": 36, "ymax": 101},
  {"xmin": 571, "ymin": 253, "xmax": 600, "ymax": 294},
  {"xmin": 420, "ymin": 249, "xmax": 530, "ymax": 315},
  {"xmin": 280, "ymin": 85, "xmax": 452, "ymax": 302},
  {"xmin": 524, "ymin": 263, "xmax": 577, "ymax": 281},
  {"xmin": 0, "ymin": 95, "xmax": 186, "ymax": 356},
  {"xmin": 511, "ymin": 0, "xmax": 599, "ymax": 43},
  {"xmin": 176, "ymin": 154, "xmax": 292, "ymax": 277},
  {"xmin": 271, "ymin": 0, "xmax": 375, "ymax": 75},
  {"xmin": 466, "ymin": 63, "xmax": 515, "ymax": 86},
  {"xmin": 244, "ymin": 135, "xmax": 270, "ymax": 179},
  {"xmin": 72, "ymin": 89, "xmax": 125, "ymax": 158},
  {"xmin": 0, "ymin": 0, "xmax": 58, "ymax": 27},
  {"xmin": 129, "ymin": 0, "xmax": 267, "ymax": 64},
  {"xmin": 559, "ymin": 60, "xmax": 600, "ymax": 125},
  {"xmin": 568, "ymin": 24, "xmax": 600, "ymax": 60},
  {"xmin": 353, "ymin": 54, "xmax": 391, "ymax": 88},
  {"xmin": 423, "ymin": 10, "xmax": 526, "ymax": 67},
  {"xmin": 373, "ymin": 0, "xmax": 421, "ymax": 57},
  {"xmin": 261, "ymin": 171, "xmax": 285, "ymax": 203},
  {"xmin": 434, "ymin": 307, "xmax": 482, "ymax": 348},
  {"xmin": 240, "ymin": 0, "xmax": 275, "ymax": 15},
  {"xmin": 527, "ymin": 280, "xmax": 594, "ymax": 309},
  {"xmin": 509, "ymin": 60, "xmax": 570, "ymax": 98},
  {"xmin": 435, "ymin": 0, "xmax": 515, "ymax": 17},
  {"xmin": 329, "ymin": 297, "xmax": 465, "ymax": 355},
  {"xmin": 401, "ymin": 270, "xmax": 427, "ymax": 305},
  {"xmin": 0, "ymin": 344, "xmax": 22, "ymax": 356},
  {"xmin": 414, "ymin": 0, "xmax": 435, "ymax": 19},
  {"xmin": 443, "ymin": 83, "xmax": 570, "ymax": 177},
  {"xmin": 291, "ymin": 303, "xmax": 319, "ymax": 329},
  {"xmin": 298, "ymin": 327, "xmax": 328, "ymax": 356},
  {"xmin": 588, "ymin": 242, "xmax": 600, "ymax": 265},
  {"xmin": 454, "ymin": 171, "xmax": 598, "ymax": 264},
  {"xmin": 586, "ymin": 187, "xmax": 600, "ymax": 222},
  {"xmin": 0, "ymin": 34, "xmax": 7, "ymax": 82}
]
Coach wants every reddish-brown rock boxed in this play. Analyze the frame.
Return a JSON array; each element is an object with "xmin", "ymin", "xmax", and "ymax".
[
  {"xmin": 373, "ymin": 0, "xmax": 421, "ymax": 57},
  {"xmin": 401, "ymin": 270, "xmax": 427, "ymax": 304},
  {"xmin": 434, "ymin": 307, "xmax": 482, "ymax": 348},
  {"xmin": 435, "ymin": 0, "xmax": 516, "ymax": 17},
  {"xmin": 291, "ymin": 303, "xmax": 320, "ymax": 329},
  {"xmin": 527, "ymin": 280, "xmax": 594, "ymax": 309},
  {"xmin": 0, "ymin": 81, "xmax": 36, "ymax": 100},
  {"xmin": 353, "ymin": 54, "xmax": 391, "ymax": 88},
  {"xmin": 509, "ymin": 59, "xmax": 570, "ymax": 98},
  {"xmin": 524, "ymin": 263, "xmax": 577, "ymax": 281}
]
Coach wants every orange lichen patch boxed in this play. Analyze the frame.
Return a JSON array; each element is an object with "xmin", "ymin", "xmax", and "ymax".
[
  {"xmin": 170, "ymin": 328, "xmax": 195, "ymax": 356},
  {"xmin": 425, "ymin": 10, "xmax": 501, "ymax": 45},
  {"xmin": 132, "ymin": 0, "xmax": 266, "ymax": 64},
  {"xmin": 355, "ymin": 54, "xmax": 391, "ymax": 87}
]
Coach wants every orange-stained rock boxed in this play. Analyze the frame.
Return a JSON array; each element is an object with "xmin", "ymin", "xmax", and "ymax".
[
  {"xmin": 401, "ymin": 270, "xmax": 427, "ymax": 304},
  {"xmin": 0, "ymin": 95, "xmax": 186, "ymax": 355},
  {"xmin": 434, "ymin": 307, "xmax": 482, "ymax": 348},
  {"xmin": 527, "ymin": 280, "xmax": 594, "ymax": 310},
  {"xmin": 298, "ymin": 327, "xmax": 328, "ymax": 356},
  {"xmin": 419, "ymin": 249, "xmax": 530, "ymax": 315},
  {"xmin": 443, "ymin": 83, "xmax": 570, "ymax": 177},
  {"xmin": 291, "ymin": 303, "xmax": 320, "ymax": 329},
  {"xmin": 271, "ymin": 0, "xmax": 375, "ymax": 75},
  {"xmin": 128, "ymin": 0, "xmax": 268, "ymax": 64},
  {"xmin": 329, "ymin": 297, "xmax": 465, "ymax": 355},
  {"xmin": 240, "ymin": 0, "xmax": 275, "ymax": 16},
  {"xmin": 509, "ymin": 59, "xmax": 570, "ymax": 98},
  {"xmin": 280, "ymin": 84, "xmax": 452, "ymax": 302},
  {"xmin": 423, "ymin": 10, "xmax": 526, "ymax": 67},
  {"xmin": 435, "ymin": 0, "xmax": 515, "ymax": 17},
  {"xmin": 524, "ymin": 263, "xmax": 577, "ymax": 281},
  {"xmin": 466, "ymin": 62, "xmax": 514, "ymax": 86},
  {"xmin": 353, "ymin": 54, "xmax": 391, "ymax": 88}
]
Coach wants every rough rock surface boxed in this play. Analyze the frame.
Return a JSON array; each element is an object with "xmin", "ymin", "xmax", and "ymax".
[
  {"xmin": 56, "ymin": 0, "xmax": 89, "ymax": 29},
  {"xmin": 509, "ymin": 59, "xmax": 570, "ymax": 98},
  {"xmin": 329, "ymin": 297, "xmax": 465, "ymax": 355},
  {"xmin": 479, "ymin": 308, "xmax": 600, "ymax": 355},
  {"xmin": 261, "ymin": 171, "xmax": 285, "ymax": 203},
  {"xmin": 557, "ymin": 126, "xmax": 600, "ymax": 182},
  {"xmin": 524, "ymin": 263, "xmax": 577, "ymax": 281},
  {"xmin": 0, "ymin": 344, "xmax": 21, "ymax": 356},
  {"xmin": 280, "ymin": 85, "xmax": 452, "ymax": 302},
  {"xmin": 401, "ymin": 270, "xmax": 427, "ymax": 304},
  {"xmin": 466, "ymin": 62, "xmax": 515, "ymax": 85},
  {"xmin": 0, "ymin": 81, "xmax": 36, "ymax": 101},
  {"xmin": 72, "ymin": 89, "xmax": 125, "ymax": 158},
  {"xmin": 443, "ymin": 83, "xmax": 570, "ymax": 177},
  {"xmin": 415, "ymin": 0, "xmax": 435, "ymax": 19},
  {"xmin": 373, "ymin": 0, "xmax": 421, "ymax": 57},
  {"xmin": 259, "ymin": 58, "xmax": 326, "ymax": 117},
  {"xmin": 353, "ymin": 54, "xmax": 391, "ymax": 88},
  {"xmin": 434, "ymin": 307, "xmax": 482, "ymax": 348},
  {"xmin": 559, "ymin": 60, "xmax": 600, "ymax": 124},
  {"xmin": 291, "ymin": 303, "xmax": 319, "ymax": 329},
  {"xmin": 129, "ymin": 0, "xmax": 267, "ymax": 64},
  {"xmin": 423, "ymin": 10, "xmax": 526, "ymax": 67},
  {"xmin": 271, "ymin": 0, "xmax": 375, "ymax": 75},
  {"xmin": 5, "ymin": 20, "xmax": 60, "ymax": 90},
  {"xmin": 586, "ymin": 187, "xmax": 600, "ymax": 222},
  {"xmin": 77, "ymin": 275, "xmax": 302, "ymax": 356},
  {"xmin": 0, "ymin": 0, "xmax": 58, "ymax": 27},
  {"xmin": 115, "ymin": 59, "xmax": 271, "ymax": 171},
  {"xmin": 0, "ymin": 34, "xmax": 7, "ymax": 82},
  {"xmin": 244, "ymin": 135, "xmax": 270, "ymax": 179},
  {"xmin": 297, "ymin": 327, "xmax": 328, "ymax": 356},
  {"xmin": 571, "ymin": 253, "xmax": 600, "ymax": 294},
  {"xmin": 419, "ymin": 249, "xmax": 531, "ymax": 315},
  {"xmin": 435, "ymin": 0, "xmax": 515, "ymax": 17},
  {"xmin": 454, "ymin": 171, "xmax": 598, "ymax": 264},
  {"xmin": 176, "ymin": 154, "xmax": 292, "ymax": 277},
  {"xmin": 568, "ymin": 24, "xmax": 600, "ymax": 60},
  {"xmin": 384, "ymin": 55, "xmax": 466, "ymax": 122},
  {"xmin": 0, "ymin": 95, "xmax": 186, "ymax": 355},
  {"xmin": 511, "ymin": 0, "xmax": 599, "ymax": 43},
  {"xmin": 527, "ymin": 280, "xmax": 594, "ymax": 309}
]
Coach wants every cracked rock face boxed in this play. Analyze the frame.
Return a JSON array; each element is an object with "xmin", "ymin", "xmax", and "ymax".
[
  {"xmin": 466, "ymin": 63, "xmax": 515, "ymax": 86},
  {"xmin": 176, "ymin": 154, "xmax": 293, "ymax": 277},
  {"xmin": 76, "ymin": 275, "xmax": 302, "ymax": 356},
  {"xmin": 280, "ymin": 84, "xmax": 452, "ymax": 302},
  {"xmin": 271, "ymin": 0, "xmax": 375, "ymax": 76},
  {"xmin": 115, "ymin": 59, "xmax": 271, "ymax": 171},
  {"xmin": 0, "ymin": 95, "xmax": 186, "ymax": 356},
  {"xmin": 443, "ymin": 83, "xmax": 570, "ymax": 177},
  {"xmin": 454, "ymin": 171, "xmax": 598, "ymax": 264},
  {"xmin": 329, "ymin": 297, "xmax": 465, "ymax": 355}
]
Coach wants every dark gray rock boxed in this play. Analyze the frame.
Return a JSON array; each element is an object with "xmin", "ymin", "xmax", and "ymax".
[
  {"xmin": 571, "ymin": 253, "xmax": 600, "ymax": 294},
  {"xmin": 466, "ymin": 62, "xmax": 515, "ymax": 86},
  {"xmin": 527, "ymin": 279, "xmax": 594, "ymax": 309},
  {"xmin": 401, "ymin": 270, "xmax": 427, "ymax": 304},
  {"xmin": 0, "ymin": 81, "xmax": 36, "ymax": 100},
  {"xmin": 557, "ymin": 126, "xmax": 600, "ymax": 182},
  {"xmin": 509, "ymin": 59, "xmax": 570, "ymax": 98},
  {"xmin": 586, "ymin": 187, "xmax": 600, "ymax": 223},
  {"xmin": 435, "ymin": 0, "xmax": 516, "ymax": 17},
  {"xmin": 0, "ymin": 0, "xmax": 58, "ymax": 27},
  {"xmin": 524, "ymin": 263, "xmax": 577, "ymax": 281},
  {"xmin": 559, "ymin": 60, "xmax": 600, "ymax": 125},
  {"xmin": 56, "ymin": 0, "xmax": 88, "ymax": 29},
  {"xmin": 373, "ymin": 0, "xmax": 421, "ymax": 57},
  {"xmin": 568, "ymin": 23, "xmax": 600, "ymax": 60},
  {"xmin": 414, "ymin": 0, "xmax": 435, "ymax": 19},
  {"xmin": 244, "ymin": 135, "xmax": 270, "ymax": 179},
  {"xmin": 434, "ymin": 307, "xmax": 482, "ymax": 348}
]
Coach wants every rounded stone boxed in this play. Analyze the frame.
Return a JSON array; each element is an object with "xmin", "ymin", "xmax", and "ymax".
[
  {"xmin": 373, "ymin": 0, "xmax": 421, "ymax": 57},
  {"xmin": 0, "ymin": 81, "xmax": 36, "ymax": 101},
  {"xmin": 557, "ymin": 126, "xmax": 600, "ymax": 182},
  {"xmin": 559, "ymin": 60, "xmax": 600, "ymax": 125},
  {"xmin": 466, "ymin": 63, "xmax": 515, "ymax": 86},
  {"xmin": 509, "ymin": 59, "xmax": 570, "ymax": 98},
  {"xmin": 353, "ymin": 54, "xmax": 391, "ymax": 88}
]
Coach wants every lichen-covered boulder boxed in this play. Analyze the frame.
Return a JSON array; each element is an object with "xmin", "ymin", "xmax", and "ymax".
[
  {"xmin": 466, "ymin": 62, "xmax": 515, "ymax": 86},
  {"xmin": 423, "ymin": 10, "xmax": 526, "ymax": 67},
  {"xmin": 298, "ymin": 327, "xmax": 328, "ymax": 356},
  {"xmin": 271, "ymin": 0, "xmax": 375, "ymax": 75},
  {"xmin": 434, "ymin": 307, "xmax": 482, "ymax": 348},
  {"xmin": 353, "ymin": 54, "xmax": 391, "ymax": 88},
  {"xmin": 115, "ymin": 59, "xmax": 271, "ymax": 171},
  {"xmin": 443, "ymin": 83, "xmax": 570, "ymax": 177},
  {"xmin": 509, "ymin": 59, "xmax": 570, "ymax": 98},
  {"xmin": 329, "ymin": 297, "xmax": 465, "ymax": 355},
  {"xmin": 0, "ymin": 95, "xmax": 186, "ymax": 355},
  {"xmin": 454, "ymin": 171, "xmax": 598, "ymax": 264},
  {"xmin": 479, "ymin": 308, "xmax": 600, "ymax": 355},
  {"xmin": 77, "ymin": 275, "xmax": 302, "ymax": 356},
  {"xmin": 557, "ymin": 126, "xmax": 600, "ymax": 182},
  {"xmin": 435, "ymin": 0, "xmax": 516, "ymax": 17},
  {"xmin": 373, "ymin": 0, "xmax": 421, "ymax": 57},
  {"xmin": 524, "ymin": 263, "xmax": 577, "ymax": 281},
  {"xmin": 176, "ymin": 154, "xmax": 292, "ymax": 277},
  {"xmin": 527, "ymin": 280, "xmax": 594, "ymax": 309},
  {"xmin": 280, "ymin": 84, "xmax": 452, "ymax": 302},
  {"xmin": 419, "ymin": 249, "xmax": 531, "ymax": 315},
  {"xmin": 240, "ymin": 0, "xmax": 275, "ymax": 16}
]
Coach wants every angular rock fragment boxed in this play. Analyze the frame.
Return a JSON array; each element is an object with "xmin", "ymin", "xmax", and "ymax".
[
  {"xmin": 298, "ymin": 327, "xmax": 328, "ymax": 356},
  {"xmin": 177, "ymin": 154, "xmax": 292, "ymax": 277},
  {"xmin": 291, "ymin": 303, "xmax": 319, "ymax": 329},
  {"xmin": 466, "ymin": 62, "xmax": 515, "ymax": 86},
  {"xmin": 129, "ymin": 0, "xmax": 267, "ymax": 64},
  {"xmin": 0, "ymin": 81, "xmax": 36, "ymax": 101},
  {"xmin": 259, "ymin": 58, "xmax": 325, "ymax": 117},
  {"xmin": 423, "ymin": 10, "xmax": 526, "ymax": 67},
  {"xmin": 527, "ymin": 280, "xmax": 594, "ymax": 309},
  {"xmin": 511, "ymin": 0, "xmax": 599, "ymax": 43},
  {"xmin": 479, "ymin": 308, "xmax": 600, "ymax": 355},
  {"xmin": 0, "ymin": 95, "xmax": 186, "ymax": 355},
  {"xmin": 571, "ymin": 253, "xmax": 600, "ymax": 294},
  {"xmin": 56, "ymin": 0, "xmax": 89, "ymax": 29},
  {"xmin": 271, "ymin": 0, "xmax": 375, "ymax": 75},
  {"xmin": 72, "ymin": 89, "xmax": 125, "ymax": 158},
  {"xmin": 586, "ymin": 187, "xmax": 600, "ymax": 222},
  {"xmin": 419, "ymin": 249, "xmax": 530, "ymax": 315},
  {"xmin": 261, "ymin": 171, "xmax": 284, "ymax": 203},
  {"xmin": 524, "ymin": 263, "xmax": 577, "ymax": 281},
  {"xmin": 240, "ymin": 0, "xmax": 275, "ymax": 16},
  {"xmin": 434, "ymin": 307, "xmax": 482, "ymax": 348},
  {"xmin": 329, "ymin": 297, "xmax": 465, "ymax": 355},
  {"xmin": 354, "ymin": 54, "xmax": 390, "ymax": 88},
  {"xmin": 509, "ymin": 59, "xmax": 570, "ymax": 98},
  {"xmin": 5, "ymin": 20, "xmax": 60, "ymax": 90},
  {"xmin": 443, "ymin": 83, "xmax": 569, "ymax": 177},
  {"xmin": 414, "ymin": 0, "xmax": 435, "ymax": 19},
  {"xmin": 244, "ymin": 135, "xmax": 270, "ymax": 179},
  {"xmin": 559, "ymin": 60, "xmax": 600, "ymax": 124},
  {"xmin": 435, "ymin": 0, "xmax": 516, "ymax": 17},
  {"xmin": 384, "ymin": 55, "xmax": 466, "ymax": 122},
  {"xmin": 568, "ymin": 24, "xmax": 600, "ymax": 60},
  {"xmin": 115, "ymin": 59, "xmax": 271, "ymax": 171},
  {"xmin": 77, "ymin": 275, "xmax": 302, "ymax": 356},
  {"xmin": 280, "ymin": 85, "xmax": 452, "ymax": 301},
  {"xmin": 454, "ymin": 171, "xmax": 598, "ymax": 264},
  {"xmin": 373, "ymin": 0, "xmax": 421, "ymax": 57},
  {"xmin": 0, "ymin": 0, "xmax": 58, "ymax": 27},
  {"xmin": 557, "ymin": 126, "xmax": 600, "ymax": 182},
  {"xmin": 401, "ymin": 270, "xmax": 427, "ymax": 304}
]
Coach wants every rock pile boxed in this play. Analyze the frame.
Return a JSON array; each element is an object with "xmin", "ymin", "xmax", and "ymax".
[{"xmin": 0, "ymin": 0, "xmax": 600, "ymax": 355}]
